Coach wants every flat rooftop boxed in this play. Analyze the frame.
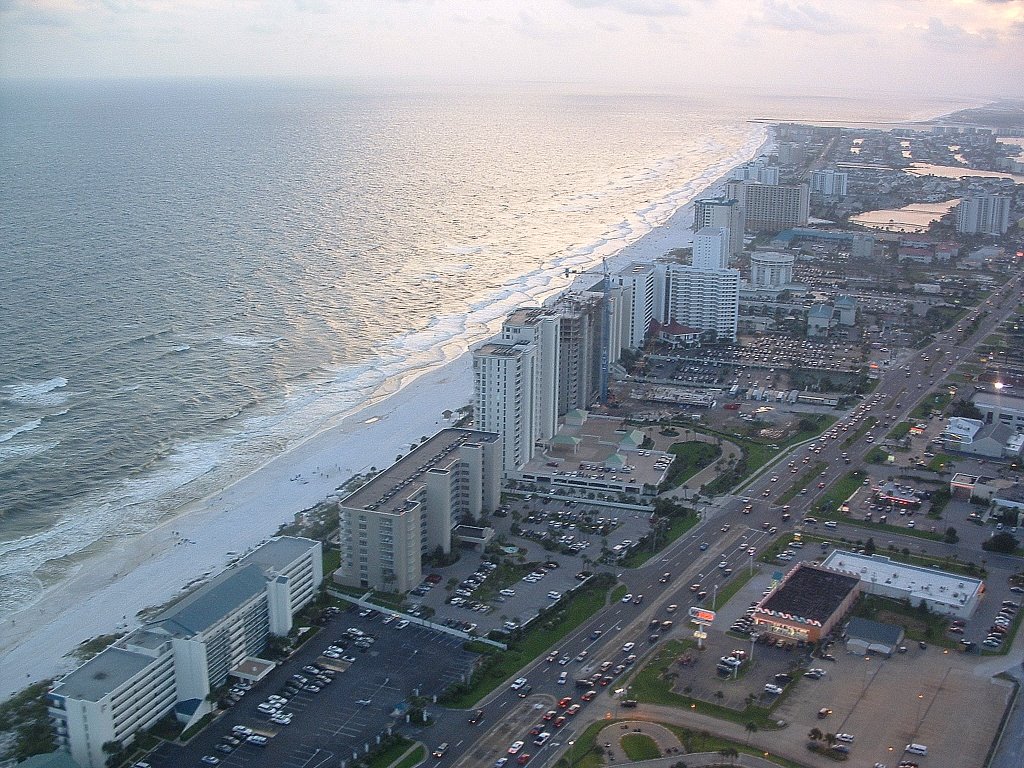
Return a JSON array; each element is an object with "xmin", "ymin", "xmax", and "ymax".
[
  {"xmin": 821, "ymin": 550, "xmax": 984, "ymax": 608},
  {"xmin": 241, "ymin": 536, "xmax": 319, "ymax": 574},
  {"xmin": 758, "ymin": 564, "xmax": 860, "ymax": 624},
  {"xmin": 342, "ymin": 428, "xmax": 499, "ymax": 515},
  {"xmin": 518, "ymin": 415, "xmax": 670, "ymax": 490},
  {"xmin": 53, "ymin": 646, "xmax": 156, "ymax": 702}
]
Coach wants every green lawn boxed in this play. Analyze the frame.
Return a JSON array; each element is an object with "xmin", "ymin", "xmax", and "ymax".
[
  {"xmin": 711, "ymin": 565, "xmax": 760, "ymax": 610},
  {"xmin": 626, "ymin": 640, "xmax": 776, "ymax": 728},
  {"xmin": 814, "ymin": 470, "xmax": 866, "ymax": 514},
  {"xmin": 322, "ymin": 548, "xmax": 341, "ymax": 576},
  {"xmin": 362, "ymin": 736, "xmax": 414, "ymax": 768},
  {"xmin": 778, "ymin": 462, "xmax": 828, "ymax": 504},
  {"xmin": 620, "ymin": 513, "xmax": 700, "ymax": 568},
  {"xmin": 620, "ymin": 733, "xmax": 661, "ymax": 761},
  {"xmin": 661, "ymin": 441, "xmax": 722, "ymax": 490},
  {"xmin": 440, "ymin": 576, "xmax": 616, "ymax": 707},
  {"xmin": 393, "ymin": 745, "xmax": 426, "ymax": 768},
  {"xmin": 887, "ymin": 421, "xmax": 912, "ymax": 439}
]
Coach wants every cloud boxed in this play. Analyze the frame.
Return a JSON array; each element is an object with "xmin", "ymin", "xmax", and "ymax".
[
  {"xmin": 566, "ymin": 0, "xmax": 690, "ymax": 17},
  {"xmin": 756, "ymin": 0, "xmax": 854, "ymax": 35},
  {"xmin": 0, "ymin": 0, "xmax": 73, "ymax": 27},
  {"xmin": 920, "ymin": 16, "xmax": 996, "ymax": 47}
]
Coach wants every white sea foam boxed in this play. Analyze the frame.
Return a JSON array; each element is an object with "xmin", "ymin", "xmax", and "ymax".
[
  {"xmin": 217, "ymin": 334, "xmax": 284, "ymax": 348},
  {"xmin": 0, "ymin": 419, "xmax": 42, "ymax": 444},
  {"xmin": 4, "ymin": 377, "xmax": 69, "ymax": 407}
]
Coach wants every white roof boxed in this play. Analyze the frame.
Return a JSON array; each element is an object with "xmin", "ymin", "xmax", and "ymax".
[{"xmin": 821, "ymin": 550, "xmax": 983, "ymax": 609}]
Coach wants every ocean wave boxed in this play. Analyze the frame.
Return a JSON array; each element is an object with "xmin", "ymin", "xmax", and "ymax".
[
  {"xmin": 0, "ymin": 419, "xmax": 42, "ymax": 444},
  {"xmin": 217, "ymin": 334, "xmax": 285, "ymax": 348},
  {"xmin": 4, "ymin": 377, "xmax": 69, "ymax": 407},
  {"xmin": 0, "ymin": 438, "xmax": 60, "ymax": 464}
]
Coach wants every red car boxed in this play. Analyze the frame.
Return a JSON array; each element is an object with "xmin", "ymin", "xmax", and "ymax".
[
  {"xmin": 517, "ymin": 754, "xmax": 531, "ymax": 766},
  {"xmin": 553, "ymin": 716, "xmax": 567, "ymax": 729},
  {"xmin": 542, "ymin": 709, "xmax": 556, "ymax": 721},
  {"xmin": 580, "ymin": 690, "xmax": 597, "ymax": 701},
  {"xmin": 558, "ymin": 696, "xmax": 572, "ymax": 708}
]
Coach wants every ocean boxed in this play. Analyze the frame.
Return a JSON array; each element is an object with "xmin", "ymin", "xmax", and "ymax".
[{"xmin": 0, "ymin": 81, "xmax": 970, "ymax": 618}]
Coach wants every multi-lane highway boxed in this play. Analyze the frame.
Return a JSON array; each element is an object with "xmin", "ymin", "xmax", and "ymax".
[{"xmin": 438, "ymin": 272, "xmax": 1024, "ymax": 767}]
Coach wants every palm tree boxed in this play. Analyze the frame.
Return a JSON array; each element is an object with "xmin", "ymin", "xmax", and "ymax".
[
  {"xmin": 744, "ymin": 721, "xmax": 759, "ymax": 744},
  {"xmin": 808, "ymin": 727, "xmax": 823, "ymax": 742}
]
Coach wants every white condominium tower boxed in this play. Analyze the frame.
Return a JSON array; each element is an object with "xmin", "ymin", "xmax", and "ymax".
[
  {"xmin": 500, "ymin": 308, "xmax": 561, "ymax": 442},
  {"xmin": 732, "ymin": 158, "xmax": 780, "ymax": 185},
  {"xmin": 726, "ymin": 180, "xmax": 810, "ymax": 232},
  {"xmin": 955, "ymin": 194, "xmax": 1011, "ymax": 235},
  {"xmin": 473, "ymin": 341, "xmax": 538, "ymax": 473},
  {"xmin": 694, "ymin": 196, "xmax": 744, "ymax": 257},
  {"xmin": 662, "ymin": 265, "xmax": 739, "ymax": 341},
  {"xmin": 611, "ymin": 262, "xmax": 660, "ymax": 350},
  {"xmin": 693, "ymin": 226, "xmax": 730, "ymax": 270},
  {"xmin": 810, "ymin": 169, "xmax": 849, "ymax": 197}
]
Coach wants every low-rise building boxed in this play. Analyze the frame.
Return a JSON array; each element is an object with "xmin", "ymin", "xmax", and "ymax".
[
  {"xmin": 844, "ymin": 617, "xmax": 904, "ymax": 656},
  {"xmin": 752, "ymin": 564, "xmax": 860, "ymax": 644},
  {"xmin": 820, "ymin": 550, "xmax": 984, "ymax": 619},
  {"xmin": 48, "ymin": 537, "xmax": 323, "ymax": 768}
]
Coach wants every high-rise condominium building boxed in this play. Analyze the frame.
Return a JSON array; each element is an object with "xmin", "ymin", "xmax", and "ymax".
[
  {"xmin": 611, "ymin": 262, "xmax": 660, "ymax": 349},
  {"xmin": 661, "ymin": 265, "xmax": 739, "ymax": 341},
  {"xmin": 732, "ymin": 159, "xmax": 780, "ymax": 185},
  {"xmin": 810, "ymin": 169, "xmax": 849, "ymax": 197},
  {"xmin": 694, "ymin": 197, "xmax": 745, "ymax": 257},
  {"xmin": 501, "ymin": 308, "xmax": 561, "ymax": 442},
  {"xmin": 726, "ymin": 181, "xmax": 810, "ymax": 232},
  {"xmin": 749, "ymin": 252, "xmax": 795, "ymax": 287},
  {"xmin": 693, "ymin": 226, "xmax": 730, "ymax": 270},
  {"xmin": 955, "ymin": 194, "xmax": 1011, "ymax": 235},
  {"xmin": 473, "ymin": 343, "xmax": 537, "ymax": 473}
]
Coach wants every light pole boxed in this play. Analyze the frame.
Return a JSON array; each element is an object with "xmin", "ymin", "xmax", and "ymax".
[
  {"xmin": 712, "ymin": 584, "xmax": 719, "ymax": 610},
  {"xmin": 567, "ymin": 739, "xmax": 576, "ymax": 768}
]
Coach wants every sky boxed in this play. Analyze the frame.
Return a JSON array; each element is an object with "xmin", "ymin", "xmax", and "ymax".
[{"xmin": 1, "ymin": 0, "xmax": 1022, "ymax": 98}]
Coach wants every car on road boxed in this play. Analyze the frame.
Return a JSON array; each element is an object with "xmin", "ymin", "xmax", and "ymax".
[
  {"xmin": 355, "ymin": 698, "xmax": 372, "ymax": 705},
  {"xmin": 581, "ymin": 689, "xmax": 597, "ymax": 701},
  {"xmin": 511, "ymin": 677, "xmax": 528, "ymax": 690},
  {"xmin": 508, "ymin": 741, "xmax": 525, "ymax": 755},
  {"xmin": 622, "ymin": 642, "xmax": 635, "ymax": 652},
  {"xmin": 699, "ymin": 542, "xmax": 709, "ymax": 551},
  {"xmin": 542, "ymin": 709, "xmax": 557, "ymax": 721},
  {"xmin": 432, "ymin": 743, "xmax": 449, "ymax": 758},
  {"xmin": 575, "ymin": 650, "xmax": 588, "ymax": 661},
  {"xmin": 621, "ymin": 593, "xmax": 633, "ymax": 603}
]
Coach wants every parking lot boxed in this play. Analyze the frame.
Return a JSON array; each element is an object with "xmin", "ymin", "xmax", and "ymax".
[
  {"xmin": 406, "ymin": 495, "xmax": 654, "ymax": 635},
  {"xmin": 651, "ymin": 560, "xmax": 1013, "ymax": 768},
  {"xmin": 144, "ymin": 607, "xmax": 478, "ymax": 768}
]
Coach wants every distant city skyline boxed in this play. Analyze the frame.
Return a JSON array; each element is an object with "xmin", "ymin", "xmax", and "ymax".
[{"xmin": 1, "ymin": 0, "xmax": 1023, "ymax": 98}]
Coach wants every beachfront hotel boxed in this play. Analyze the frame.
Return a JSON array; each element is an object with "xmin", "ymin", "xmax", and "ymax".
[
  {"xmin": 661, "ymin": 264, "xmax": 740, "ymax": 342},
  {"xmin": 725, "ymin": 180, "xmax": 810, "ymax": 232},
  {"xmin": 48, "ymin": 537, "xmax": 323, "ymax": 768},
  {"xmin": 692, "ymin": 226, "xmax": 730, "ymax": 270},
  {"xmin": 473, "ymin": 342, "xmax": 540, "ymax": 473},
  {"xmin": 610, "ymin": 262, "xmax": 660, "ymax": 349},
  {"xmin": 693, "ymin": 196, "xmax": 744, "ymax": 257},
  {"xmin": 334, "ymin": 428, "xmax": 501, "ymax": 592}
]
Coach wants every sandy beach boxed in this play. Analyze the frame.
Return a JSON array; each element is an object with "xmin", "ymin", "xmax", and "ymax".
[{"xmin": 0, "ymin": 128, "xmax": 771, "ymax": 700}]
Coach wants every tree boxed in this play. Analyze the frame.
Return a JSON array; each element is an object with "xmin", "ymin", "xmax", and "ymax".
[
  {"xmin": 744, "ymin": 721, "xmax": 759, "ymax": 744},
  {"xmin": 864, "ymin": 537, "xmax": 877, "ymax": 555},
  {"xmin": 808, "ymin": 727, "xmax": 823, "ymax": 742},
  {"xmin": 944, "ymin": 527, "xmax": 959, "ymax": 544},
  {"xmin": 983, "ymin": 532, "xmax": 1019, "ymax": 554}
]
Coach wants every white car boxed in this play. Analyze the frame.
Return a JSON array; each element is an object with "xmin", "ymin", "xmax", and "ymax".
[
  {"xmin": 763, "ymin": 683, "xmax": 783, "ymax": 695},
  {"xmin": 621, "ymin": 642, "xmax": 635, "ymax": 653},
  {"xmin": 547, "ymin": 591, "xmax": 562, "ymax": 600},
  {"xmin": 510, "ymin": 677, "xmax": 528, "ymax": 690},
  {"xmin": 836, "ymin": 733, "xmax": 855, "ymax": 743},
  {"xmin": 508, "ymin": 741, "xmax": 525, "ymax": 755},
  {"xmin": 621, "ymin": 593, "xmax": 634, "ymax": 603},
  {"xmin": 395, "ymin": 620, "xmax": 410, "ymax": 629}
]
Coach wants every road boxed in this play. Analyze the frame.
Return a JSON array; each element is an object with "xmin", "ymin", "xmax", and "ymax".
[{"xmin": 440, "ymin": 272, "xmax": 1024, "ymax": 768}]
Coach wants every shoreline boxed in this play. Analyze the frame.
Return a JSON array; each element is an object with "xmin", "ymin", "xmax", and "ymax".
[{"xmin": 0, "ymin": 125, "xmax": 774, "ymax": 699}]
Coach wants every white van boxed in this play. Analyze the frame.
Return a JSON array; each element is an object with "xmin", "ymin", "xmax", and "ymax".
[
  {"xmin": 905, "ymin": 744, "xmax": 928, "ymax": 756},
  {"xmin": 824, "ymin": 521, "xmax": 838, "ymax": 529}
]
